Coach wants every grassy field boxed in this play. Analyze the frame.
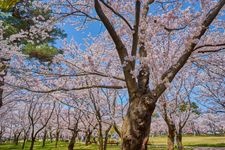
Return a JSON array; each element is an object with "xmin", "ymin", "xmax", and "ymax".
[
  {"xmin": 0, "ymin": 136, "xmax": 224, "ymax": 150},
  {"xmin": 149, "ymin": 135, "xmax": 225, "ymax": 148}
]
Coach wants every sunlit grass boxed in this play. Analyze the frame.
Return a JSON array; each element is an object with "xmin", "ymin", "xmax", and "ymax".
[{"xmin": 0, "ymin": 135, "xmax": 224, "ymax": 150}]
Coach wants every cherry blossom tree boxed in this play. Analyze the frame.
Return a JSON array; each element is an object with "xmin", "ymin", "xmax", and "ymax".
[
  {"xmin": 26, "ymin": 95, "xmax": 55, "ymax": 150},
  {"xmin": 80, "ymin": 110, "xmax": 98, "ymax": 145},
  {"xmin": 0, "ymin": 0, "xmax": 64, "ymax": 108},
  {"xmin": 186, "ymin": 113, "xmax": 225, "ymax": 135},
  {"xmin": 43, "ymin": 0, "xmax": 225, "ymax": 149},
  {"xmin": 50, "ymin": 0, "xmax": 224, "ymax": 149},
  {"xmin": 85, "ymin": 88, "xmax": 120, "ymax": 150},
  {"xmin": 158, "ymin": 75, "xmax": 200, "ymax": 150},
  {"xmin": 195, "ymin": 67, "xmax": 225, "ymax": 113},
  {"xmin": 1, "ymin": 0, "xmax": 225, "ymax": 150},
  {"xmin": 63, "ymin": 104, "xmax": 83, "ymax": 150}
]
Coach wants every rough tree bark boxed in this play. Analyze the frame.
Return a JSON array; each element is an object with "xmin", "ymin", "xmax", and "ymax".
[
  {"xmin": 94, "ymin": 0, "xmax": 225, "ymax": 149},
  {"xmin": 161, "ymin": 98, "xmax": 176, "ymax": 150},
  {"xmin": 121, "ymin": 94, "xmax": 155, "ymax": 150},
  {"xmin": 167, "ymin": 123, "xmax": 176, "ymax": 150}
]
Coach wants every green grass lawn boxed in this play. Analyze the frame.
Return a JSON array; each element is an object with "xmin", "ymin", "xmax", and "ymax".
[
  {"xmin": 149, "ymin": 135, "xmax": 225, "ymax": 149},
  {"xmin": 0, "ymin": 136, "xmax": 224, "ymax": 150}
]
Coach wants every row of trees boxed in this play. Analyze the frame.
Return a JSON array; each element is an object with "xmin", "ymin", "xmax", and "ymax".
[
  {"xmin": 0, "ymin": 0, "xmax": 225, "ymax": 150},
  {"xmin": 0, "ymin": 88, "xmax": 224, "ymax": 150}
]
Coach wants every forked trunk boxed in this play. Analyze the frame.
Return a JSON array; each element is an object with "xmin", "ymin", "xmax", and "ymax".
[{"xmin": 121, "ymin": 96, "xmax": 156, "ymax": 150}]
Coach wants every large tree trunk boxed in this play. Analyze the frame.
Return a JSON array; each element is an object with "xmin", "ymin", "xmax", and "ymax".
[
  {"xmin": 29, "ymin": 138, "xmax": 35, "ymax": 150},
  {"xmin": 93, "ymin": 0, "xmax": 225, "ymax": 149},
  {"xmin": 121, "ymin": 96, "xmax": 156, "ymax": 150},
  {"xmin": 176, "ymin": 131, "xmax": 183, "ymax": 150},
  {"xmin": 167, "ymin": 124, "xmax": 176, "ymax": 150},
  {"xmin": 68, "ymin": 131, "xmax": 77, "ymax": 150},
  {"xmin": 42, "ymin": 130, "xmax": 47, "ymax": 148},
  {"xmin": 55, "ymin": 129, "xmax": 60, "ymax": 148}
]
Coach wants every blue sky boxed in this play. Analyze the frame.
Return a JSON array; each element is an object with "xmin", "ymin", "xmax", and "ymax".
[{"xmin": 55, "ymin": 20, "xmax": 104, "ymax": 48}]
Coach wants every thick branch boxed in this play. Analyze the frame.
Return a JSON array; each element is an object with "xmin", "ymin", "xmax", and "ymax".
[
  {"xmin": 136, "ymin": 1, "xmax": 154, "ymax": 95},
  {"xmin": 94, "ymin": 0, "xmax": 137, "ymax": 97},
  {"xmin": 139, "ymin": 0, "xmax": 154, "ymax": 58},
  {"xmin": 131, "ymin": 0, "xmax": 141, "ymax": 69}
]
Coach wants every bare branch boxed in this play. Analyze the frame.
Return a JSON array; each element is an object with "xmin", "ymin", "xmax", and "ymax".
[
  {"xmin": 9, "ymin": 67, "xmax": 125, "ymax": 82},
  {"xmin": 198, "ymin": 48, "xmax": 225, "ymax": 53},
  {"xmin": 195, "ymin": 43, "xmax": 225, "ymax": 51},
  {"xmin": 5, "ymin": 82, "xmax": 126, "ymax": 93}
]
